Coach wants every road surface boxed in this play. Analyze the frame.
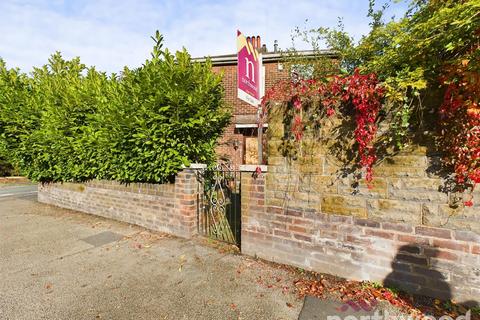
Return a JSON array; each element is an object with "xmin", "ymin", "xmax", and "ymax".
[{"xmin": 0, "ymin": 183, "xmax": 37, "ymax": 199}]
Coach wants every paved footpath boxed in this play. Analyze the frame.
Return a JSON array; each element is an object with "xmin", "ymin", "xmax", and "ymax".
[{"xmin": 0, "ymin": 184, "xmax": 302, "ymax": 320}]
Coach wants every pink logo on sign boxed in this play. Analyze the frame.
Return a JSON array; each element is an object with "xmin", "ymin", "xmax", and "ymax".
[{"xmin": 237, "ymin": 30, "xmax": 262, "ymax": 106}]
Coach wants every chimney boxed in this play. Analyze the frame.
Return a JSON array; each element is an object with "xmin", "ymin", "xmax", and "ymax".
[
  {"xmin": 274, "ymin": 40, "xmax": 278, "ymax": 53},
  {"xmin": 245, "ymin": 35, "xmax": 268, "ymax": 52}
]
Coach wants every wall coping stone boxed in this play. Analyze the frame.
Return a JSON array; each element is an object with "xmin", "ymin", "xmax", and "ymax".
[
  {"xmin": 188, "ymin": 163, "xmax": 207, "ymax": 169},
  {"xmin": 239, "ymin": 165, "xmax": 268, "ymax": 172}
]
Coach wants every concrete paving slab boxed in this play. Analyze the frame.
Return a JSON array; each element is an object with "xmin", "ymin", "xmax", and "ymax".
[
  {"xmin": 298, "ymin": 294, "xmax": 412, "ymax": 320},
  {"xmin": 80, "ymin": 231, "xmax": 124, "ymax": 247},
  {"xmin": 299, "ymin": 296, "xmax": 380, "ymax": 320}
]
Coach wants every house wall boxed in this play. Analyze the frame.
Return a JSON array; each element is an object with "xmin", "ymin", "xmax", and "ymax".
[{"xmin": 213, "ymin": 61, "xmax": 289, "ymax": 168}]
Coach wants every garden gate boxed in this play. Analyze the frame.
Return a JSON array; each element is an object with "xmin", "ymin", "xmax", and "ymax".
[{"xmin": 197, "ymin": 164, "xmax": 241, "ymax": 247}]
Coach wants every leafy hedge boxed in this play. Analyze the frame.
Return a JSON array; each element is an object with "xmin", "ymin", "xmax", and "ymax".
[
  {"xmin": 0, "ymin": 32, "xmax": 230, "ymax": 183},
  {"xmin": 0, "ymin": 157, "xmax": 14, "ymax": 177}
]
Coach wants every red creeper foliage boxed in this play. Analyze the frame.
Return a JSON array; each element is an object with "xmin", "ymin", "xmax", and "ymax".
[
  {"xmin": 439, "ymin": 56, "xmax": 480, "ymax": 205},
  {"xmin": 261, "ymin": 69, "xmax": 384, "ymax": 185}
]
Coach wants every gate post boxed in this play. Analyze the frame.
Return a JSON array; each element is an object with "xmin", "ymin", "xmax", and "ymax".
[
  {"xmin": 239, "ymin": 165, "xmax": 268, "ymax": 254},
  {"xmin": 174, "ymin": 164, "xmax": 206, "ymax": 238}
]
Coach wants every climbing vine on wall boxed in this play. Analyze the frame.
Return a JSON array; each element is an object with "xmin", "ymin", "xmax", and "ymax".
[
  {"xmin": 439, "ymin": 43, "xmax": 480, "ymax": 206},
  {"xmin": 262, "ymin": 0, "xmax": 480, "ymax": 205},
  {"xmin": 261, "ymin": 70, "xmax": 384, "ymax": 185}
]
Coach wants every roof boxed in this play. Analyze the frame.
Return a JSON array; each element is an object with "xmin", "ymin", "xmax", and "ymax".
[{"xmin": 192, "ymin": 49, "xmax": 335, "ymax": 66}]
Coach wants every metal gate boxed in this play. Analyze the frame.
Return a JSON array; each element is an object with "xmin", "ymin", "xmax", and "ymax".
[{"xmin": 197, "ymin": 164, "xmax": 241, "ymax": 247}]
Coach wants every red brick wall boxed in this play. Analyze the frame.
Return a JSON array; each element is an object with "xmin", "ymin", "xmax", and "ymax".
[
  {"xmin": 241, "ymin": 171, "xmax": 480, "ymax": 304},
  {"xmin": 214, "ymin": 61, "xmax": 289, "ymax": 168},
  {"xmin": 38, "ymin": 168, "xmax": 200, "ymax": 239}
]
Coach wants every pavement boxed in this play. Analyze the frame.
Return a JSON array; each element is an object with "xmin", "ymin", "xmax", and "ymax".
[{"xmin": 0, "ymin": 183, "xmax": 303, "ymax": 320}]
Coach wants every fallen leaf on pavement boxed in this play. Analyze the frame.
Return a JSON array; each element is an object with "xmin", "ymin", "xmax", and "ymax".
[{"xmin": 178, "ymin": 254, "xmax": 186, "ymax": 272}]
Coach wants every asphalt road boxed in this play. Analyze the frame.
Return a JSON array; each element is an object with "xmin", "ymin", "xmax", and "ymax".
[
  {"xmin": 0, "ymin": 183, "xmax": 303, "ymax": 320},
  {"xmin": 0, "ymin": 184, "xmax": 37, "ymax": 199}
]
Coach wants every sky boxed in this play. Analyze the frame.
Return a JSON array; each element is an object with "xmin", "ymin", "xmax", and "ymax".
[{"xmin": 0, "ymin": 0, "xmax": 409, "ymax": 74}]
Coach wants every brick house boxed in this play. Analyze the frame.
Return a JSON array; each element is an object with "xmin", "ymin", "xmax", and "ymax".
[{"xmin": 193, "ymin": 40, "xmax": 331, "ymax": 168}]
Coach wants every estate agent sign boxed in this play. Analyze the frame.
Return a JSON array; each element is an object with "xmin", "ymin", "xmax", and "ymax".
[{"xmin": 237, "ymin": 30, "xmax": 262, "ymax": 107}]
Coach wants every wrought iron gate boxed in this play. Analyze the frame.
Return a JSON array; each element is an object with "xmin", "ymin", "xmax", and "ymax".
[{"xmin": 197, "ymin": 164, "xmax": 241, "ymax": 246}]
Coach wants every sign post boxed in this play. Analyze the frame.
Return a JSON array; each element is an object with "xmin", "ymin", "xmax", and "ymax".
[{"xmin": 236, "ymin": 30, "xmax": 264, "ymax": 164}]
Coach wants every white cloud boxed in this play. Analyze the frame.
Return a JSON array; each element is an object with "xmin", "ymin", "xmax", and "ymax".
[{"xmin": 0, "ymin": 0, "xmax": 407, "ymax": 73}]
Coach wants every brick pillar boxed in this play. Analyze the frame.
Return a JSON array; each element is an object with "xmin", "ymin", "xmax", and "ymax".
[
  {"xmin": 240, "ymin": 165, "xmax": 267, "ymax": 255},
  {"xmin": 174, "ymin": 164, "xmax": 205, "ymax": 238}
]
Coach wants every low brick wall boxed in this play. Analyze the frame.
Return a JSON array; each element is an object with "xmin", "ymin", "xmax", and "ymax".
[
  {"xmin": 241, "ymin": 171, "xmax": 480, "ymax": 304},
  {"xmin": 38, "ymin": 168, "xmax": 200, "ymax": 239}
]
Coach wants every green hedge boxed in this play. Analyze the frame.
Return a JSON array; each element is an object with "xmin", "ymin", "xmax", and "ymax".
[
  {"xmin": 0, "ymin": 157, "xmax": 14, "ymax": 177},
  {"xmin": 0, "ymin": 32, "xmax": 230, "ymax": 183}
]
